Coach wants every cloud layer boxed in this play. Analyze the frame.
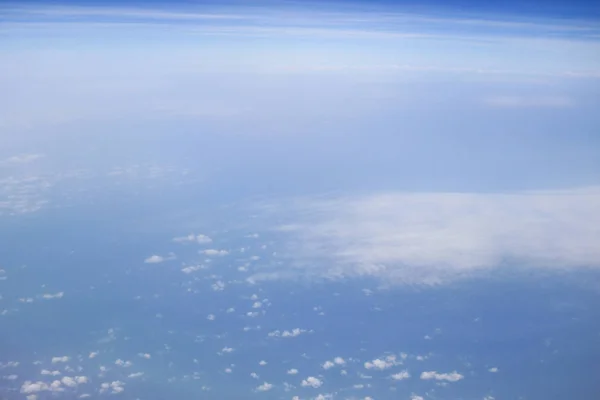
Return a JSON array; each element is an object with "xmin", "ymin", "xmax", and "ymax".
[{"xmin": 254, "ymin": 187, "xmax": 600, "ymax": 284}]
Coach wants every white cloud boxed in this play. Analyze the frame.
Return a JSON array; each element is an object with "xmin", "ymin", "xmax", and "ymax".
[
  {"xmin": 138, "ymin": 353, "xmax": 151, "ymax": 359},
  {"xmin": 88, "ymin": 352, "xmax": 98, "ymax": 359},
  {"xmin": 221, "ymin": 347, "xmax": 234, "ymax": 353},
  {"xmin": 420, "ymin": 371, "xmax": 464, "ymax": 382},
  {"xmin": 287, "ymin": 368, "xmax": 299, "ymax": 375},
  {"xmin": 2, "ymin": 153, "xmax": 44, "ymax": 164},
  {"xmin": 322, "ymin": 361, "xmax": 335, "ymax": 370},
  {"xmin": 181, "ymin": 265, "xmax": 203, "ymax": 274},
  {"xmin": 254, "ymin": 188, "xmax": 600, "ymax": 284},
  {"xmin": 411, "ymin": 395, "xmax": 424, "ymax": 400},
  {"xmin": 201, "ymin": 249, "xmax": 229, "ymax": 256},
  {"xmin": 364, "ymin": 355, "xmax": 399, "ymax": 370},
  {"xmin": 41, "ymin": 292, "xmax": 64, "ymax": 299},
  {"xmin": 258, "ymin": 360, "xmax": 267, "ymax": 366},
  {"xmin": 100, "ymin": 381, "xmax": 125, "ymax": 394},
  {"xmin": 391, "ymin": 370, "xmax": 411, "ymax": 380},
  {"xmin": 61, "ymin": 377, "xmax": 77, "ymax": 387},
  {"xmin": 212, "ymin": 281, "xmax": 226, "ymax": 291},
  {"xmin": 250, "ymin": 372, "xmax": 259, "ymax": 379},
  {"xmin": 173, "ymin": 233, "xmax": 213, "ymax": 244},
  {"xmin": 207, "ymin": 314, "xmax": 216, "ymax": 321},
  {"xmin": 51, "ymin": 356, "xmax": 69, "ymax": 364},
  {"xmin": 333, "ymin": 357, "xmax": 346, "ymax": 365},
  {"xmin": 488, "ymin": 367, "xmax": 499, "ymax": 373},
  {"xmin": 114, "ymin": 359, "xmax": 132, "ymax": 367},
  {"xmin": 144, "ymin": 253, "xmax": 176, "ymax": 264},
  {"xmin": 301, "ymin": 376, "xmax": 323, "ymax": 388},
  {"xmin": 41, "ymin": 370, "xmax": 61, "ymax": 376},
  {"xmin": 128, "ymin": 372, "xmax": 144, "ymax": 378},
  {"xmin": 256, "ymin": 382, "xmax": 273, "ymax": 392},
  {"xmin": 4, "ymin": 374, "xmax": 18, "ymax": 380}
]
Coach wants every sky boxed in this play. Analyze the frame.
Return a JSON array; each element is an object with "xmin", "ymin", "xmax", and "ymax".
[{"xmin": 1, "ymin": 0, "xmax": 600, "ymax": 399}]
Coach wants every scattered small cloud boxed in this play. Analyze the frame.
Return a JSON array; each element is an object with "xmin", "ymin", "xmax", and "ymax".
[
  {"xmin": 391, "ymin": 370, "xmax": 411, "ymax": 380},
  {"xmin": 256, "ymin": 382, "xmax": 273, "ymax": 392},
  {"xmin": 301, "ymin": 376, "xmax": 323, "ymax": 388},
  {"xmin": 173, "ymin": 233, "xmax": 213, "ymax": 244},
  {"xmin": 201, "ymin": 249, "xmax": 229, "ymax": 256},
  {"xmin": 420, "ymin": 370, "xmax": 464, "ymax": 382},
  {"xmin": 144, "ymin": 253, "xmax": 176, "ymax": 264}
]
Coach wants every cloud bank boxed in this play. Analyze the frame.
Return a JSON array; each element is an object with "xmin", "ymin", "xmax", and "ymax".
[{"xmin": 252, "ymin": 187, "xmax": 600, "ymax": 284}]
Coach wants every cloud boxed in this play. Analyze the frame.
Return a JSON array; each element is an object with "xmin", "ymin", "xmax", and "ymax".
[
  {"xmin": 488, "ymin": 367, "xmax": 499, "ymax": 373},
  {"xmin": 172, "ymin": 233, "xmax": 213, "ymax": 244},
  {"xmin": 323, "ymin": 361, "xmax": 335, "ymax": 370},
  {"xmin": 364, "ymin": 355, "xmax": 400, "ymax": 370},
  {"xmin": 100, "ymin": 381, "xmax": 125, "ymax": 394},
  {"xmin": 181, "ymin": 265, "xmax": 203, "ymax": 274},
  {"xmin": 201, "ymin": 249, "xmax": 229, "ymax": 256},
  {"xmin": 287, "ymin": 369, "xmax": 299, "ymax": 375},
  {"xmin": 41, "ymin": 292, "xmax": 64, "ymax": 299},
  {"xmin": 114, "ymin": 359, "xmax": 132, "ymax": 367},
  {"xmin": 484, "ymin": 95, "xmax": 574, "ymax": 108},
  {"xmin": 420, "ymin": 371, "xmax": 464, "ymax": 382},
  {"xmin": 253, "ymin": 188, "xmax": 600, "ymax": 285},
  {"xmin": 391, "ymin": 370, "xmax": 411, "ymax": 380},
  {"xmin": 51, "ymin": 356, "xmax": 69, "ymax": 364},
  {"xmin": 301, "ymin": 376, "xmax": 323, "ymax": 388},
  {"xmin": 2, "ymin": 153, "xmax": 44, "ymax": 164},
  {"xmin": 256, "ymin": 382, "xmax": 273, "ymax": 392},
  {"xmin": 128, "ymin": 372, "xmax": 144, "ymax": 378},
  {"xmin": 144, "ymin": 253, "xmax": 176, "ymax": 263}
]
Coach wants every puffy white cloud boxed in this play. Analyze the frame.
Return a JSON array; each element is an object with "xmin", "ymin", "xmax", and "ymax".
[
  {"xmin": 364, "ymin": 355, "xmax": 399, "ymax": 370},
  {"xmin": 212, "ymin": 281, "xmax": 226, "ymax": 291},
  {"xmin": 322, "ymin": 361, "xmax": 335, "ymax": 370},
  {"xmin": 173, "ymin": 233, "xmax": 212, "ymax": 244},
  {"xmin": 250, "ymin": 372, "xmax": 259, "ymax": 379},
  {"xmin": 144, "ymin": 253, "xmax": 176, "ymax": 263},
  {"xmin": 391, "ymin": 370, "xmax": 411, "ymax": 380},
  {"xmin": 253, "ymin": 188, "xmax": 600, "ymax": 284},
  {"xmin": 420, "ymin": 371, "xmax": 464, "ymax": 382},
  {"xmin": 207, "ymin": 314, "xmax": 216, "ymax": 321},
  {"xmin": 256, "ymin": 382, "xmax": 273, "ymax": 392},
  {"xmin": 488, "ymin": 367, "xmax": 499, "ymax": 373},
  {"xmin": 138, "ymin": 353, "xmax": 151, "ymax": 359},
  {"xmin": 88, "ymin": 352, "xmax": 98, "ymax": 359},
  {"xmin": 411, "ymin": 395, "xmax": 424, "ymax": 400},
  {"xmin": 268, "ymin": 328, "xmax": 308, "ymax": 338},
  {"xmin": 76, "ymin": 376, "xmax": 88, "ymax": 384},
  {"xmin": 21, "ymin": 381, "xmax": 48, "ymax": 393},
  {"xmin": 114, "ymin": 359, "xmax": 132, "ymax": 367},
  {"xmin": 201, "ymin": 249, "xmax": 229, "ymax": 256},
  {"xmin": 41, "ymin": 292, "xmax": 64, "ymax": 299},
  {"xmin": 221, "ymin": 347, "xmax": 234, "ymax": 353},
  {"xmin": 40, "ymin": 370, "xmax": 60, "ymax": 376},
  {"xmin": 128, "ymin": 372, "xmax": 144, "ymax": 378},
  {"xmin": 181, "ymin": 265, "xmax": 203, "ymax": 274},
  {"xmin": 100, "ymin": 381, "xmax": 125, "ymax": 394},
  {"xmin": 301, "ymin": 376, "xmax": 323, "ymax": 388},
  {"xmin": 287, "ymin": 368, "xmax": 299, "ymax": 375},
  {"xmin": 51, "ymin": 356, "xmax": 69, "ymax": 364},
  {"xmin": 3, "ymin": 153, "xmax": 44, "ymax": 164},
  {"xmin": 333, "ymin": 357, "xmax": 346, "ymax": 365},
  {"xmin": 61, "ymin": 377, "xmax": 77, "ymax": 387},
  {"xmin": 258, "ymin": 360, "xmax": 267, "ymax": 366}
]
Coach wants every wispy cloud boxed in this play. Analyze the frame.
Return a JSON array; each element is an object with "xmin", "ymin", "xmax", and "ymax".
[{"xmin": 252, "ymin": 187, "xmax": 600, "ymax": 285}]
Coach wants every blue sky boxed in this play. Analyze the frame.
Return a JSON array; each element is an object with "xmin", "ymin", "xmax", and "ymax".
[{"xmin": 1, "ymin": 1, "xmax": 600, "ymax": 399}]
